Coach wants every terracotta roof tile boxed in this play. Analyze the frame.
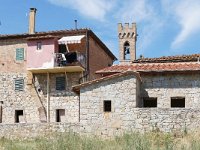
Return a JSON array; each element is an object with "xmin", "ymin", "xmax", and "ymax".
[
  {"xmin": 96, "ymin": 62, "xmax": 200, "ymax": 74},
  {"xmin": 135, "ymin": 54, "xmax": 200, "ymax": 63},
  {"xmin": 0, "ymin": 28, "xmax": 117, "ymax": 60}
]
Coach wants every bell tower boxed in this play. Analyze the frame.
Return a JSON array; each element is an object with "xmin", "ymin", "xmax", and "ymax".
[{"xmin": 118, "ymin": 23, "xmax": 137, "ymax": 64}]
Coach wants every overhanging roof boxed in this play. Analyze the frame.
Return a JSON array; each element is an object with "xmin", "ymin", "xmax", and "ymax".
[
  {"xmin": 0, "ymin": 29, "xmax": 117, "ymax": 61},
  {"xmin": 58, "ymin": 35, "xmax": 85, "ymax": 44}
]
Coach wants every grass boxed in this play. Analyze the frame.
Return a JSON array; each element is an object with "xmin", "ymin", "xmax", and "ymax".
[{"xmin": 1, "ymin": 131, "xmax": 200, "ymax": 150}]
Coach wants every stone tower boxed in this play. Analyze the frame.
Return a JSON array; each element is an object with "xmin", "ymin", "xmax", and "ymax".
[{"xmin": 118, "ymin": 23, "xmax": 137, "ymax": 64}]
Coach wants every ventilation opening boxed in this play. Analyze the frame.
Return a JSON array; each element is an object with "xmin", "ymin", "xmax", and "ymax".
[
  {"xmin": 56, "ymin": 109, "xmax": 65, "ymax": 122},
  {"xmin": 104, "ymin": 100, "xmax": 111, "ymax": 112},
  {"xmin": 15, "ymin": 110, "xmax": 23, "ymax": 123},
  {"xmin": 171, "ymin": 97, "xmax": 185, "ymax": 108},
  {"xmin": 143, "ymin": 97, "xmax": 157, "ymax": 107}
]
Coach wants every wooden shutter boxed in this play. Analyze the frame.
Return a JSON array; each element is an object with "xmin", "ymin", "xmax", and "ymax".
[
  {"xmin": 16, "ymin": 48, "xmax": 24, "ymax": 61},
  {"xmin": 56, "ymin": 77, "xmax": 66, "ymax": 90},
  {"xmin": 15, "ymin": 78, "xmax": 24, "ymax": 91}
]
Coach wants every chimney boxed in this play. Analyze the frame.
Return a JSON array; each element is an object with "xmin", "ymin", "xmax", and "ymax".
[{"xmin": 29, "ymin": 8, "xmax": 37, "ymax": 34}]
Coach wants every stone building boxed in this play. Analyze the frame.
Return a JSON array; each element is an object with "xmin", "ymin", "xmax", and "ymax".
[
  {"xmin": 72, "ymin": 23, "xmax": 200, "ymax": 136},
  {"xmin": 0, "ymin": 8, "xmax": 116, "ymax": 125},
  {"xmin": 1, "ymin": 8, "xmax": 200, "ymax": 138}
]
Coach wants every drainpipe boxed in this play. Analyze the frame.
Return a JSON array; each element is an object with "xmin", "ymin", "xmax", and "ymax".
[
  {"xmin": 85, "ymin": 30, "xmax": 90, "ymax": 81},
  {"xmin": 47, "ymin": 72, "xmax": 50, "ymax": 122}
]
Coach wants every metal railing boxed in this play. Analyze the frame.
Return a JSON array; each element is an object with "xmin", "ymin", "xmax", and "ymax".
[{"xmin": 54, "ymin": 52, "xmax": 86, "ymax": 68}]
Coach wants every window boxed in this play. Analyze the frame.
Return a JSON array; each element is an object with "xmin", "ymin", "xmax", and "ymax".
[
  {"xmin": 15, "ymin": 110, "xmax": 23, "ymax": 123},
  {"xmin": 171, "ymin": 97, "xmax": 185, "ymax": 108},
  {"xmin": 56, "ymin": 109, "xmax": 65, "ymax": 122},
  {"xmin": 37, "ymin": 42, "xmax": 42, "ymax": 50},
  {"xmin": 124, "ymin": 41, "xmax": 130, "ymax": 60},
  {"xmin": 16, "ymin": 48, "xmax": 24, "ymax": 61},
  {"xmin": 56, "ymin": 77, "xmax": 66, "ymax": 90},
  {"xmin": 143, "ymin": 97, "xmax": 157, "ymax": 107},
  {"xmin": 15, "ymin": 78, "xmax": 24, "ymax": 91},
  {"xmin": 104, "ymin": 100, "xmax": 111, "ymax": 112}
]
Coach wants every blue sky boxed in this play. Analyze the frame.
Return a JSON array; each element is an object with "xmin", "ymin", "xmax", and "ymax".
[{"xmin": 1, "ymin": 0, "xmax": 200, "ymax": 61}]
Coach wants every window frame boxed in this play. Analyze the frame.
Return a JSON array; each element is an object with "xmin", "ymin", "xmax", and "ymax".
[
  {"xmin": 56, "ymin": 76, "xmax": 66, "ymax": 91},
  {"xmin": 14, "ymin": 78, "xmax": 24, "ymax": 92},
  {"xmin": 36, "ymin": 41, "xmax": 42, "ymax": 50},
  {"xmin": 15, "ymin": 48, "xmax": 24, "ymax": 61}
]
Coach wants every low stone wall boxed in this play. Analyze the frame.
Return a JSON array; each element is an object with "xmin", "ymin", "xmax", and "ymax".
[
  {"xmin": 1, "ymin": 108, "xmax": 200, "ymax": 139},
  {"xmin": 0, "ymin": 123, "xmax": 80, "ymax": 139},
  {"xmin": 79, "ymin": 108, "xmax": 200, "ymax": 137}
]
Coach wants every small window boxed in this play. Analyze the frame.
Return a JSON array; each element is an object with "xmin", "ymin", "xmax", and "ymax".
[
  {"xmin": 16, "ymin": 48, "xmax": 24, "ymax": 61},
  {"xmin": 104, "ymin": 100, "xmax": 111, "ymax": 112},
  {"xmin": 171, "ymin": 97, "xmax": 185, "ymax": 108},
  {"xmin": 15, "ymin": 78, "xmax": 24, "ymax": 91},
  {"xmin": 143, "ymin": 97, "xmax": 157, "ymax": 107},
  {"xmin": 56, "ymin": 77, "xmax": 66, "ymax": 90},
  {"xmin": 15, "ymin": 110, "xmax": 23, "ymax": 123},
  {"xmin": 37, "ymin": 42, "xmax": 42, "ymax": 50},
  {"xmin": 56, "ymin": 109, "xmax": 65, "ymax": 122}
]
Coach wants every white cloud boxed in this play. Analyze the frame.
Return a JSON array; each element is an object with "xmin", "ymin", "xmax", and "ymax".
[
  {"xmin": 162, "ymin": 0, "xmax": 200, "ymax": 48},
  {"xmin": 47, "ymin": 0, "xmax": 114, "ymax": 21},
  {"xmin": 116, "ymin": 0, "xmax": 163, "ymax": 53}
]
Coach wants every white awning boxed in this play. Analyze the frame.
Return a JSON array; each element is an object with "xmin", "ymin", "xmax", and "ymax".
[{"xmin": 58, "ymin": 35, "xmax": 85, "ymax": 44}]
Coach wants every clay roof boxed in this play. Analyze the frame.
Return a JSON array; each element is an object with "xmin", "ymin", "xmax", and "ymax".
[
  {"xmin": 134, "ymin": 54, "xmax": 200, "ymax": 63},
  {"xmin": 72, "ymin": 71, "xmax": 141, "ymax": 93},
  {"xmin": 96, "ymin": 62, "xmax": 200, "ymax": 74},
  {"xmin": 0, "ymin": 29, "xmax": 117, "ymax": 61}
]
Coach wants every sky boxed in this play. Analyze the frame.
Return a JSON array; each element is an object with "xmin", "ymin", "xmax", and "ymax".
[{"xmin": 1, "ymin": 0, "xmax": 200, "ymax": 62}]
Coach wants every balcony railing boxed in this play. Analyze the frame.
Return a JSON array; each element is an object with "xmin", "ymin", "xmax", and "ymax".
[{"xmin": 54, "ymin": 52, "xmax": 86, "ymax": 68}]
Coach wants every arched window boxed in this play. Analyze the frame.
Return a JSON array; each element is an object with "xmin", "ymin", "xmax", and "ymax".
[{"xmin": 124, "ymin": 41, "xmax": 130, "ymax": 60}]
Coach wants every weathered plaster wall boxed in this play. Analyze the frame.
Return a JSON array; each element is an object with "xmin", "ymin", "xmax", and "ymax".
[
  {"xmin": 141, "ymin": 73, "xmax": 200, "ymax": 108},
  {"xmin": 0, "ymin": 39, "xmax": 27, "ymax": 73},
  {"xmin": 27, "ymin": 39, "xmax": 56, "ymax": 69}
]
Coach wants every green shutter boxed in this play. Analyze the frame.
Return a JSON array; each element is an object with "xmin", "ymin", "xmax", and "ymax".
[
  {"xmin": 56, "ymin": 77, "xmax": 66, "ymax": 90},
  {"xmin": 15, "ymin": 78, "xmax": 24, "ymax": 91},
  {"xmin": 16, "ymin": 48, "xmax": 24, "ymax": 61}
]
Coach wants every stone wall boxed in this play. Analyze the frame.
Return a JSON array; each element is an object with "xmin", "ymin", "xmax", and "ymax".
[
  {"xmin": 79, "ymin": 74, "xmax": 140, "ymax": 137},
  {"xmin": 0, "ymin": 123, "xmax": 79, "ymax": 139},
  {"xmin": 34, "ymin": 72, "xmax": 80, "ymax": 123},
  {"xmin": 1, "ymin": 108, "xmax": 200, "ymax": 139},
  {"xmin": 0, "ymin": 72, "xmax": 81, "ymax": 124},
  {"xmin": 0, "ymin": 73, "xmax": 41, "ymax": 123},
  {"xmin": 141, "ymin": 73, "xmax": 200, "ymax": 108}
]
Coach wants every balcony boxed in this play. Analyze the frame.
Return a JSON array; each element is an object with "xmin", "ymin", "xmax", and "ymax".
[{"xmin": 27, "ymin": 52, "xmax": 85, "ymax": 74}]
